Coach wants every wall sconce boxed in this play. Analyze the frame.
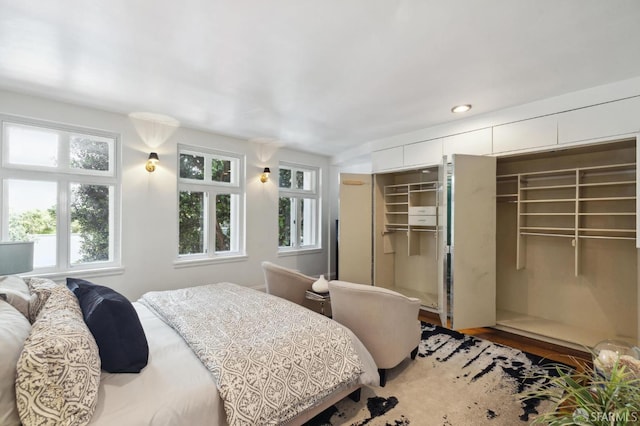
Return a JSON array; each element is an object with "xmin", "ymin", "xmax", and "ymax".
[
  {"xmin": 260, "ymin": 167, "xmax": 271, "ymax": 183},
  {"xmin": 146, "ymin": 152, "xmax": 159, "ymax": 172}
]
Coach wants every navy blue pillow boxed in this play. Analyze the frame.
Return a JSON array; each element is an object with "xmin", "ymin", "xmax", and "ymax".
[{"xmin": 66, "ymin": 278, "xmax": 149, "ymax": 373}]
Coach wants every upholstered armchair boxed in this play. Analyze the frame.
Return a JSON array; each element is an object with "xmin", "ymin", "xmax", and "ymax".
[
  {"xmin": 328, "ymin": 280, "xmax": 421, "ymax": 387},
  {"xmin": 261, "ymin": 261, "xmax": 327, "ymax": 315}
]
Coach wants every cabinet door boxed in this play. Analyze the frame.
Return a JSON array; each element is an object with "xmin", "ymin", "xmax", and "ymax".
[
  {"xmin": 558, "ymin": 96, "xmax": 640, "ymax": 145},
  {"xmin": 403, "ymin": 139, "xmax": 443, "ymax": 167},
  {"xmin": 493, "ymin": 115, "xmax": 557, "ymax": 153},
  {"xmin": 372, "ymin": 147, "xmax": 403, "ymax": 172},
  {"xmin": 443, "ymin": 128, "xmax": 493, "ymax": 157},
  {"xmin": 449, "ymin": 154, "xmax": 497, "ymax": 329},
  {"xmin": 338, "ymin": 174, "xmax": 372, "ymax": 284}
]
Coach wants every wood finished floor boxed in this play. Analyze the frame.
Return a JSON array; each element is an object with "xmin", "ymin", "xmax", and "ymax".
[{"xmin": 419, "ymin": 311, "xmax": 592, "ymax": 369}]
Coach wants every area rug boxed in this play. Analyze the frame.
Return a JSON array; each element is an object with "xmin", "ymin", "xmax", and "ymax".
[{"xmin": 306, "ymin": 322, "xmax": 561, "ymax": 425}]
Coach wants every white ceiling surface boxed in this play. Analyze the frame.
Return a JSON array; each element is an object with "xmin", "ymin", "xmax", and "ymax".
[{"xmin": 1, "ymin": 1, "xmax": 640, "ymax": 157}]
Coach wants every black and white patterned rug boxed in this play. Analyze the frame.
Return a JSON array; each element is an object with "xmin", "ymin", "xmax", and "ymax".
[{"xmin": 307, "ymin": 322, "xmax": 560, "ymax": 425}]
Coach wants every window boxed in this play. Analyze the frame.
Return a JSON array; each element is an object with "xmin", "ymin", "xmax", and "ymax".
[
  {"xmin": 0, "ymin": 118, "xmax": 119, "ymax": 273},
  {"xmin": 278, "ymin": 163, "xmax": 320, "ymax": 251},
  {"xmin": 177, "ymin": 145, "xmax": 244, "ymax": 260}
]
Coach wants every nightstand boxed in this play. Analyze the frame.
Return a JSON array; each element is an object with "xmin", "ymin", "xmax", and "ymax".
[{"xmin": 305, "ymin": 290, "xmax": 331, "ymax": 317}]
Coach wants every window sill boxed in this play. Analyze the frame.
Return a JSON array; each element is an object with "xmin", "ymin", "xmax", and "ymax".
[
  {"xmin": 173, "ymin": 254, "xmax": 248, "ymax": 269},
  {"xmin": 278, "ymin": 248, "xmax": 323, "ymax": 257},
  {"xmin": 25, "ymin": 266, "xmax": 125, "ymax": 282}
]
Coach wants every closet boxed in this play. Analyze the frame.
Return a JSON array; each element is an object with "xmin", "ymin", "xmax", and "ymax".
[
  {"xmin": 340, "ymin": 154, "xmax": 496, "ymax": 329},
  {"xmin": 495, "ymin": 139, "xmax": 638, "ymax": 348}
]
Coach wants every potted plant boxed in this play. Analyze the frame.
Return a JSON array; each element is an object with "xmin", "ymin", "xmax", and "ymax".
[{"xmin": 520, "ymin": 342, "xmax": 640, "ymax": 425}]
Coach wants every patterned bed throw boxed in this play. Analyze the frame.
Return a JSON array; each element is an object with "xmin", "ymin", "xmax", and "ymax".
[{"xmin": 140, "ymin": 282, "xmax": 363, "ymax": 426}]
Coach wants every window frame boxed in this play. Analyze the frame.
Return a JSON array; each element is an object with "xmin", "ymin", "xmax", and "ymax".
[
  {"xmin": 278, "ymin": 162, "xmax": 321, "ymax": 253},
  {"xmin": 176, "ymin": 144, "xmax": 246, "ymax": 263},
  {"xmin": 0, "ymin": 115, "xmax": 121, "ymax": 276}
]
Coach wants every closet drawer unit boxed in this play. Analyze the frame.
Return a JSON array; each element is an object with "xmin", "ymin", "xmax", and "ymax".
[
  {"xmin": 409, "ymin": 215, "xmax": 437, "ymax": 226},
  {"xmin": 409, "ymin": 206, "xmax": 437, "ymax": 215}
]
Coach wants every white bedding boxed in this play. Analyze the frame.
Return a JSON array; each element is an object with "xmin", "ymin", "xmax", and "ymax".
[{"xmin": 89, "ymin": 302, "xmax": 378, "ymax": 426}]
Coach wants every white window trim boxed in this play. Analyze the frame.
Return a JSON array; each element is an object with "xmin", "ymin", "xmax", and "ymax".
[
  {"xmin": 0, "ymin": 114, "xmax": 122, "ymax": 275},
  {"xmin": 278, "ymin": 162, "xmax": 321, "ymax": 252},
  {"xmin": 176, "ymin": 144, "xmax": 246, "ymax": 263}
]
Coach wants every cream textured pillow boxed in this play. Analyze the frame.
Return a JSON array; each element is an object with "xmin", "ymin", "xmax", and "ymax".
[
  {"xmin": 26, "ymin": 277, "xmax": 61, "ymax": 323},
  {"xmin": 15, "ymin": 284, "xmax": 101, "ymax": 426},
  {"xmin": 0, "ymin": 300, "xmax": 31, "ymax": 426}
]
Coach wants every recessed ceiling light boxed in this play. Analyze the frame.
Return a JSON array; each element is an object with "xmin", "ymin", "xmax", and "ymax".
[{"xmin": 451, "ymin": 104, "xmax": 472, "ymax": 113}]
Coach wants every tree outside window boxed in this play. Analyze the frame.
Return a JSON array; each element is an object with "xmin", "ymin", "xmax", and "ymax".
[
  {"xmin": 1, "ymin": 120, "xmax": 118, "ymax": 271},
  {"xmin": 278, "ymin": 163, "xmax": 320, "ymax": 251},
  {"xmin": 177, "ymin": 145, "xmax": 243, "ymax": 259}
]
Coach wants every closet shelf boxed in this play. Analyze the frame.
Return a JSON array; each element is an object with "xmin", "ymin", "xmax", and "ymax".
[
  {"xmin": 578, "ymin": 235, "xmax": 635, "ymax": 241},
  {"xmin": 520, "ymin": 212, "xmax": 574, "ymax": 216},
  {"xmin": 521, "ymin": 226, "xmax": 575, "ymax": 232},
  {"xmin": 579, "ymin": 196, "xmax": 636, "ymax": 201},
  {"xmin": 579, "ymin": 180, "xmax": 636, "ymax": 188},
  {"xmin": 520, "ymin": 198, "xmax": 575, "ymax": 203},
  {"xmin": 521, "ymin": 184, "xmax": 576, "ymax": 191},
  {"xmin": 578, "ymin": 228, "xmax": 635, "ymax": 233},
  {"xmin": 579, "ymin": 212, "xmax": 635, "ymax": 216},
  {"xmin": 520, "ymin": 232, "xmax": 575, "ymax": 238}
]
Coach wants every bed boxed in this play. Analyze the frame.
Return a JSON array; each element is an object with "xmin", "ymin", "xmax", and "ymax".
[{"xmin": 2, "ymin": 277, "xmax": 378, "ymax": 426}]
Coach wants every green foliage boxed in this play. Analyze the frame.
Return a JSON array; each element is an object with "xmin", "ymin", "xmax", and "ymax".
[
  {"xmin": 180, "ymin": 153, "xmax": 204, "ymax": 180},
  {"xmin": 211, "ymin": 159, "xmax": 231, "ymax": 183},
  {"xmin": 278, "ymin": 197, "xmax": 291, "ymax": 247},
  {"xmin": 179, "ymin": 191, "xmax": 204, "ymax": 254},
  {"xmin": 71, "ymin": 184, "xmax": 110, "ymax": 262},
  {"xmin": 520, "ymin": 357, "xmax": 640, "ymax": 425},
  {"xmin": 69, "ymin": 139, "xmax": 110, "ymax": 263},
  {"xmin": 215, "ymin": 194, "xmax": 230, "ymax": 251},
  {"xmin": 277, "ymin": 168, "xmax": 306, "ymax": 247},
  {"xmin": 9, "ymin": 208, "xmax": 56, "ymax": 240},
  {"xmin": 70, "ymin": 137, "xmax": 109, "ymax": 171},
  {"xmin": 279, "ymin": 168, "xmax": 291, "ymax": 188}
]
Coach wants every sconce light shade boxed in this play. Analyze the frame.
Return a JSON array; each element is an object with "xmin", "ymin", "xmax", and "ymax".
[
  {"xmin": 0, "ymin": 242, "xmax": 34, "ymax": 275},
  {"xmin": 146, "ymin": 152, "xmax": 159, "ymax": 172},
  {"xmin": 260, "ymin": 167, "xmax": 271, "ymax": 183}
]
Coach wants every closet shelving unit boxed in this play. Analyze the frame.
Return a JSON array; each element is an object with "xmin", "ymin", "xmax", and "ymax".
[
  {"xmin": 495, "ymin": 139, "xmax": 638, "ymax": 350},
  {"xmin": 384, "ymin": 181, "xmax": 439, "ymax": 256},
  {"xmin": 377, "ymin": 173, "xmax": 441, "ymax": 310},
  {"xmin": 383, "ymin": 184, "xmax": 409, "ymax": 231},
  {"xmin": 497, "ymin": 161, "xmax": 636, "ymax": 277}
]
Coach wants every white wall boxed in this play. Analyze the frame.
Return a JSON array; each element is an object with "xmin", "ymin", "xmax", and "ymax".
[{"xmin": 0, "ymin": 89, "xmax": 330, "ymax": 300}]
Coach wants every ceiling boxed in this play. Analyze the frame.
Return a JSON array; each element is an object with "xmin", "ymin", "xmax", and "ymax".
[{"xmin": 1, "ymin": 1, "xmax": 640, "ymax": 157}]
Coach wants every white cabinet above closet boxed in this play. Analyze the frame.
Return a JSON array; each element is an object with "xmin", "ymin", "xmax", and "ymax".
[
  {"xmin": 492, "ymin": 115, "xmax": 558, "ymax": 154},
  {"xmin": 558, "ymin": 96, "xmax": 640, "ymax": 145},
  {"xmin": 403, "ymin": 139, "xmax": 443, "ymax": 168},
  {"xmin": 443, "ymin": 128, "xmax": 493, "ymax": 157},
  {"xmin": 372, "ymin": 146, "xmax": 403, "ymax": 172}
]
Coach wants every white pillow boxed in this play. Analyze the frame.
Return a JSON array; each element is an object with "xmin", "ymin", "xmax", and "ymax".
[
  {"xmin": 0, "ymin": 288, "xmax": 36, "ymax": 319},
  {"xmin": 0, "ymin": 300, "xmax": 31, "ymax": 426},
  {"xmin": 0, "ymin": 275, "xmax": 30, "ymax": 294},
  {"xmin": 0, "ymin": 276, "xmax": 34, "ymax": 319}
]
